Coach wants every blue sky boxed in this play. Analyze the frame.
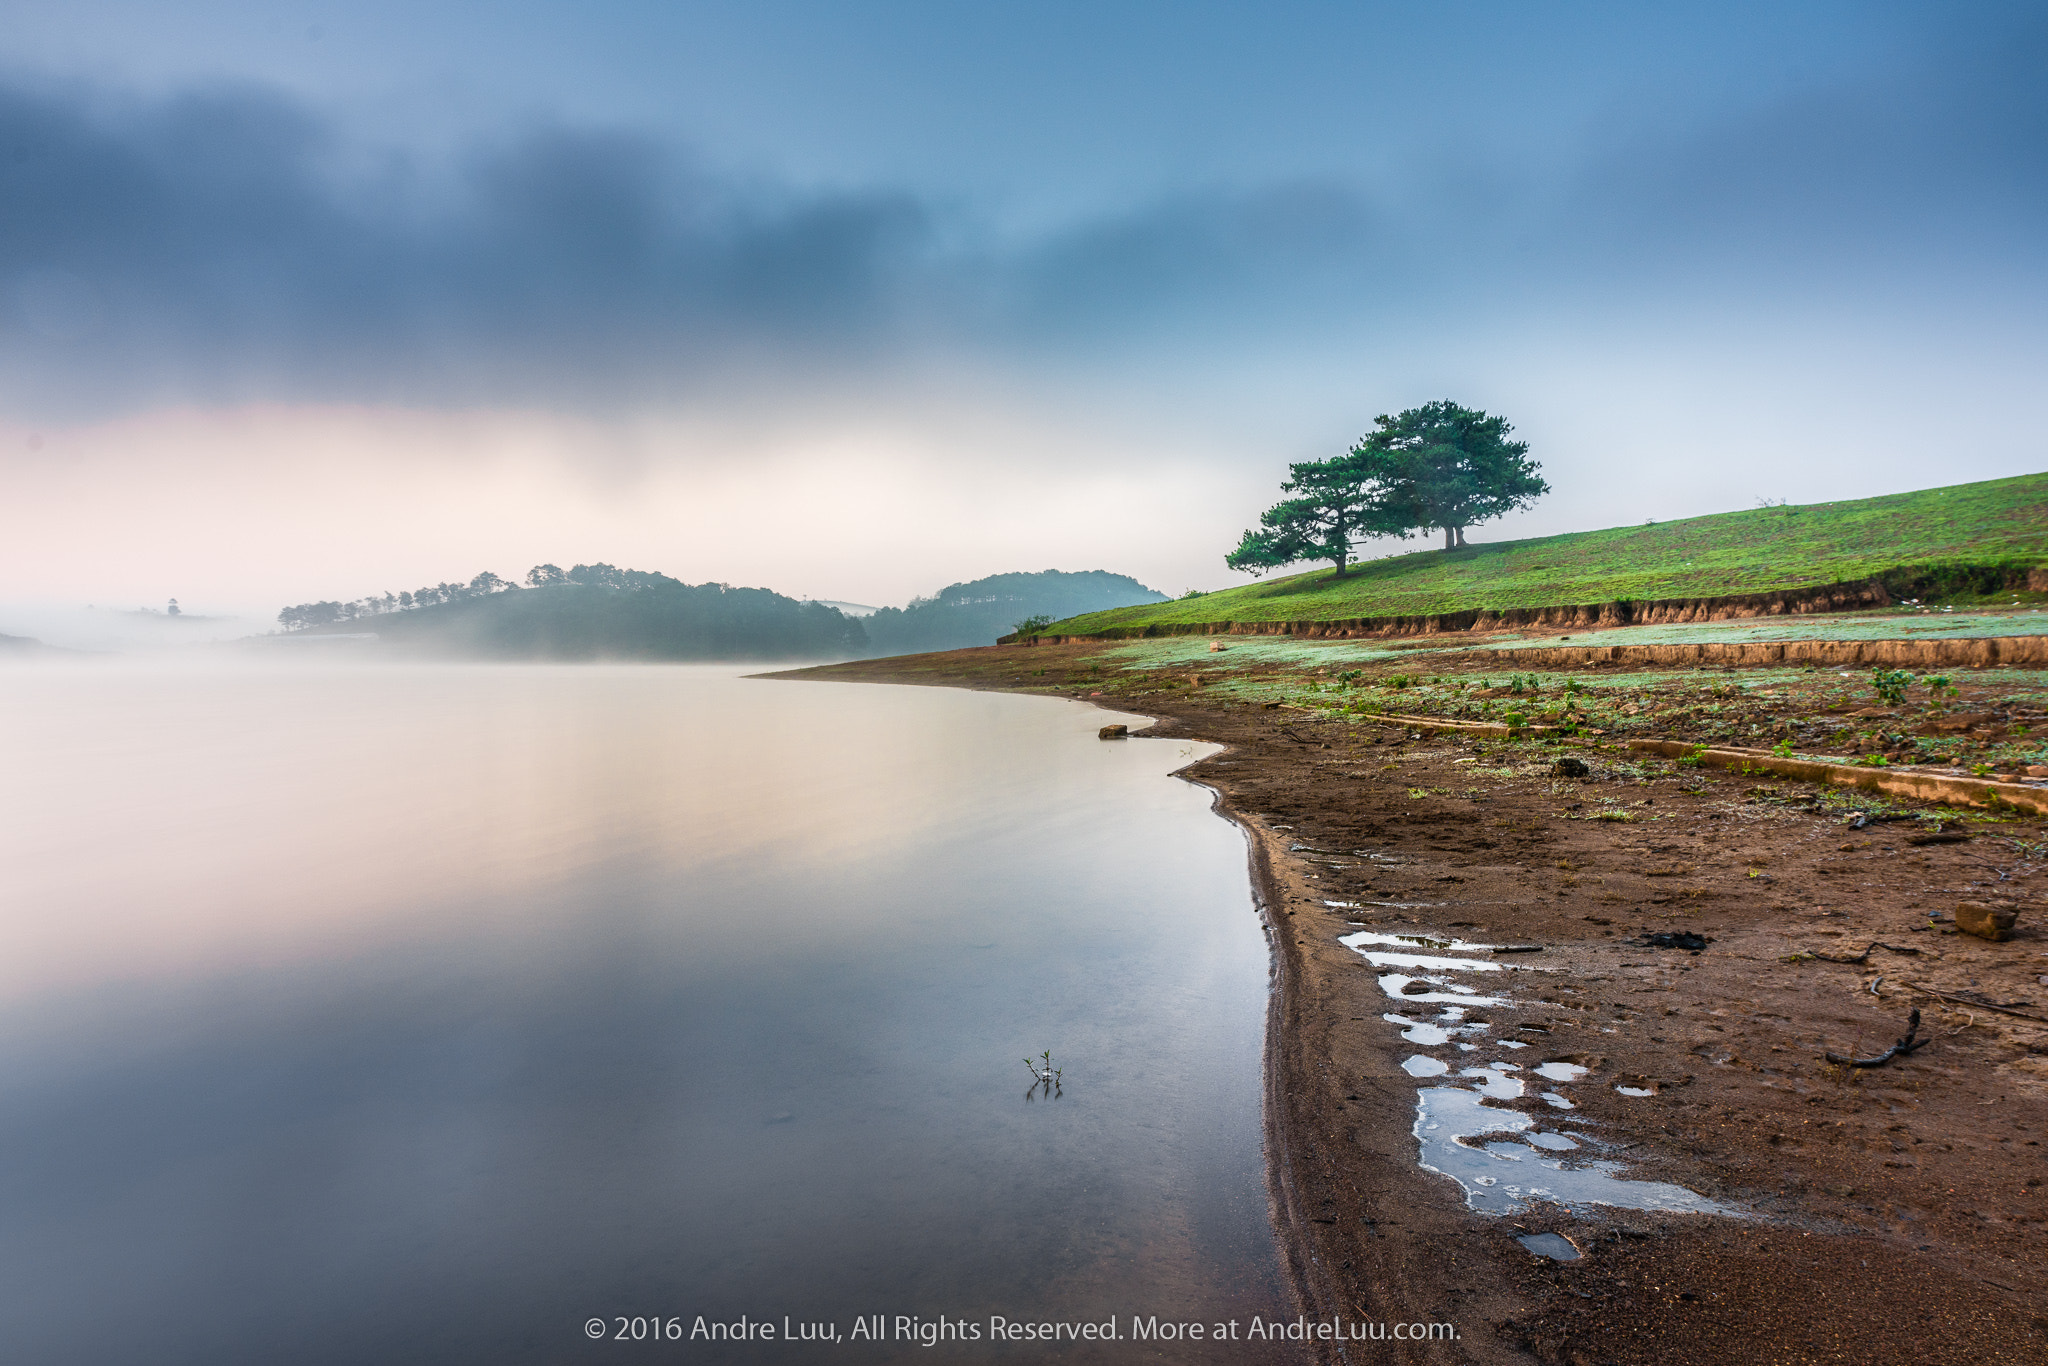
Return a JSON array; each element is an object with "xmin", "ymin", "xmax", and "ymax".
[{"xmin": 0, "ymin": 1, "xmax": 2042, "ymax": 611}]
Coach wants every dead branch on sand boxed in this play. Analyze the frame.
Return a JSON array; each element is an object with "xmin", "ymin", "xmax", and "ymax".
[{"xmin": 1825, "ymin": 1009, "xmax": 1932, "ymax": 1068}]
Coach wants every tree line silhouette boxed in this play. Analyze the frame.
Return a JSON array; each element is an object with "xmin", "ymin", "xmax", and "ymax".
[{"xmin": 276, "ymin": 564, "xmax": 868, "ymax": 660}]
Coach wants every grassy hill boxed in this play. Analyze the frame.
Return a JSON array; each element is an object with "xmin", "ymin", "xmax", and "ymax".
[{"xmin": 1035, "ymin": 472, "xmax": 2048, "ymax": 637}]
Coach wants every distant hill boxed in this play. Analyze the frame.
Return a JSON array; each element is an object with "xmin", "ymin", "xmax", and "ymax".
[
  {"xmin": 862, "ymin": 570, "xmax": 1167, "ymax": 656},
  {"xmin": 280, "ymin": 564, "xmax": 867, "ymax": 660},
  {"xmin": 1030, "ymin": 472, "xmax": 2048, "ymax": 637}
]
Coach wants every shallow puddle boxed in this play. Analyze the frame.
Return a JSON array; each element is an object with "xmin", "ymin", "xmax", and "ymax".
[
  {"xmin": 1339, "ymin": 930, "xmax": 1499, "ymax": 954},
  {"xmin": 1459, "ymin": 1066, "xmax": 1525, "ymax": 1099},
  {"xmin": 1355, "ymin": 950, "xmax": 1507, "ymax": 973},
  {"xmin": 1415, "ymin": 1089, "xmax": 1734, "ymax": 1216},
  {"xmin": 1515, "ymin": 1232, "xmax": 1582, "ymax": 1262},
  {"xmin": 1382, "ymin": 1012, "xmax": 1451, "ymax": 1045},
  {"xmin": 1377, "ymin": 974, "xmax": 1513, "ymax": 1006},
  {"xmin": 1356, "ymin": 895, "xmax": 1742, "ymax": 1227}
]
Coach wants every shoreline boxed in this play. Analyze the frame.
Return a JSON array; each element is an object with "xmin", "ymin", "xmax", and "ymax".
[
  {"xmin": 1187, "ymin": 750, "xmax": 1507, "ymax": 1364},
  {"xmin": 771, "ymin": 642, "xmax": 2048, "ymax": 1365}
]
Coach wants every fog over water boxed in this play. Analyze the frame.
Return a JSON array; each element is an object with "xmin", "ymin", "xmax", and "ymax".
[{"xmin": 0, "ymin": 662, "xmax": 1287, "ymax": 1363}]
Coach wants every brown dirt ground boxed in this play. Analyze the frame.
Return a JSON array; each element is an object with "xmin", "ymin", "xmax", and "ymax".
[{"xmin": 775, "ymin": 642, "xmax": 2048, "ymax": 1366}]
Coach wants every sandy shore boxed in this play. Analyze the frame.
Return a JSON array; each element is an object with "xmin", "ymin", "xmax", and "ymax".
[{"xmin": 774, "ymin": 643, "xmax": 2048, "ymax": 1365}]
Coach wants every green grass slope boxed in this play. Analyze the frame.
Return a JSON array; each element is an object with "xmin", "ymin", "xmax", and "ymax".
[{"xmin": 1044, "ymin": 472, "xmax": 2048, "ymax": 635}]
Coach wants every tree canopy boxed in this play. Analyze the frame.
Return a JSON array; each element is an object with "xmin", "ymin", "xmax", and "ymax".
[
  {"xmin": 1225, "ymin": 400, "xmax": 1547, "ymax": 576},
  {"xmin": 1224, "ymin": 454, "xmax": 1408, "ymax": 577},
  {"xmin": 1355, "ymin": 400, "xmax": 1547, "ymax": 550}
]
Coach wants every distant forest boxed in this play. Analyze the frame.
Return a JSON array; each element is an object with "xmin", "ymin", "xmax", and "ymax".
[
  {"xmin": 275, "ymin": 564, "xmax": 1167, "ymax": 661},
  {"xmin": 859, "ymin": 570, "xmax": 1166, "ymax": 655},
  {"xmin": 277, "ymin": 564, "xmax": 867, "ymax": 660}
]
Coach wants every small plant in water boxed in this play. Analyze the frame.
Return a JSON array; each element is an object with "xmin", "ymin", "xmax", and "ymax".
[{"xmin": 1024, "ymin": 1050, "xmax": 1063, "ymax": 1099}]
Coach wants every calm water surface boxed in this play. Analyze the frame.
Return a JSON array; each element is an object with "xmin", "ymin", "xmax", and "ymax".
[{"xmin": 0, "ymin": 663, "xmax": 1288, "ymax": 1363}]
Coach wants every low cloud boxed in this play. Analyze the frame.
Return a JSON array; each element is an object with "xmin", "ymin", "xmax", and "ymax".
[{"xmin": 0, "ymin": 12, "xmax": 2043, "ymax": 418}]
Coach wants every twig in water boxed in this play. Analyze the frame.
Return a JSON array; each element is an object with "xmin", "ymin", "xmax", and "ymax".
[{"xmin": 1023, "ymin": 1050, "xmax": 1064, "ymax": 1095}]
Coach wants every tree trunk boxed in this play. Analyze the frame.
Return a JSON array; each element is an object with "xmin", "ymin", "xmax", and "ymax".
[
  {"xmin": 1455, "ymin": 526, "xmax": 1467, "ymax": 548},
  {"xmin": 1443, "ymin": 525, "xmax": 1455, "ymax": 550}
]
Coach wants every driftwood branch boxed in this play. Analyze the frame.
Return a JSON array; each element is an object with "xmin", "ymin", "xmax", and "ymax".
[
  {"xmin": 1825, "ymin": 1009, "xmax": 1932, "ymax": 1068},
  {"xmin": 1899, "ymin": 982, "xmax": 2047, "ymax": 1023}
]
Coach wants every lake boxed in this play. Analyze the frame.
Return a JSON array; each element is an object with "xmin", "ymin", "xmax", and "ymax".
[{"xmin": 0, "ymin": 662, "xmax": 1289, "ymax": 1363}]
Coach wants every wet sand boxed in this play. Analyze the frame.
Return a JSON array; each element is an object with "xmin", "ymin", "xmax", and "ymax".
[{"xmin": 776, "ymin": 643, "xmax": 2048, "ymax": 1366}]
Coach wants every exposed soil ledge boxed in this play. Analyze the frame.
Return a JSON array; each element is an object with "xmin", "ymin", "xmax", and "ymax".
[
  {"xmin": 1625, "ymin": 739, "xmax": 2048, "ymax": 816},
  {"xmin": 1452, "ymin": 634, "xmax": 2048, "ymax": 672},
  {"xmin": 1005, "ymin": 569, "xmax": 2043, "ymax": 647}
]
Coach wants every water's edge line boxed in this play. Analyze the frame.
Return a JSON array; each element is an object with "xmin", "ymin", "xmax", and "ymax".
[
  {"xmin": 1172, "ymin": 761, "xmax": 1340, "ymax": 1362},
  {"xmin": 766, "ymin": 668, "xmax": 1338, "ymax": 1364}
]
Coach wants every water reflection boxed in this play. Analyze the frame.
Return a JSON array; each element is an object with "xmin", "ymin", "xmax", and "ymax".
[{"xmin": 0, "ymin": 663, "xmax": 1287, "ymax": 1363}]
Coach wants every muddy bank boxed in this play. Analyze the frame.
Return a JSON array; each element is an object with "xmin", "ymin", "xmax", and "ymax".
[{"xmin": 772, "ymin": 643, "xmax": 2048, "ymax": 1366}]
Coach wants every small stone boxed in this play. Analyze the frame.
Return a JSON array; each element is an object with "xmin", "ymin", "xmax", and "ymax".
[
  {"xmin": 1551, "ymin": 757, "xmax": 1590, "ymax": 778},
  {"xmin": 1954, "ymin": 901, "xmax": 2018, "ymax": 942},
  {"xmin": 1208, "ymin": 641, "xmax": 1228, "ymax": 652},
  {"xmin": 1098, "ymin": 724, "xmax": 1128, "ymax": 740}
]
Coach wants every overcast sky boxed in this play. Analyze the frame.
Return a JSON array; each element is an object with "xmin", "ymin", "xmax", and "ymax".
[{"xmin": 2, "ymin": 1, "xmax": 2043, "ymax": 615}]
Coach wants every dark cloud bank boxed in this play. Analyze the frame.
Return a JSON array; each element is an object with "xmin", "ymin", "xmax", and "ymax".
[{"xmin": 1, "ymin": 18, "xmax": 2042, "ymax": 417}]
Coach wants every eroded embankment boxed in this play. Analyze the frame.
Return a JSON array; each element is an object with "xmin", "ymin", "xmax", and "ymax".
[
  {"xmin": 1462, "ymin": 633, "xmax": 2048, "ymax": 672},
  {"xmin": 1011, "ymin": 565, "xmax": 2047, "ymax": 647}
]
